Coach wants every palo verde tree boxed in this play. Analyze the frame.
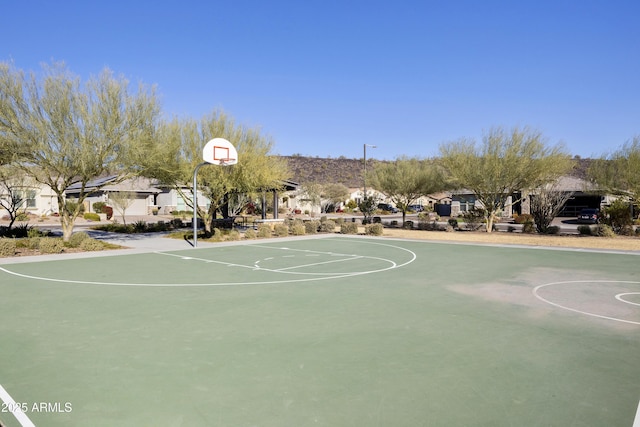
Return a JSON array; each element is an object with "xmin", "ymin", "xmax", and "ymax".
[
  {"xmin": 0, "ymin": 61, "xmax": 160, "ymax": 241},
  {"xmin": 147, "ymin": 111, "xmax": 289, "ymax": 234},
  {"xmin": 587, "ymin": 136, "xmax": 640, "ymax": 218},
  {"xmin": 369, "ymin": 156, "xmax": 449, "ymax": 226},
  {"xmin": 440, "ymin": 127, "xmax": 572, "ymax": 232}
]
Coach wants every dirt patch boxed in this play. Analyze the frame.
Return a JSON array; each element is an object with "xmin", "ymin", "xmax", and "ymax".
[{"xmin": 380, "ymin": 228, "xmax": 640, "ymax": 252}]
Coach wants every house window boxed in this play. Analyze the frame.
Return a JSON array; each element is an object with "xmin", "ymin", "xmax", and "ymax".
[
  {"xmin": 12, "ymin": 189, "xmax": 36, "ymax": 208},
  {"xmin": 458, "ymin": 196, "xmax": 475, "ymax": 212}
]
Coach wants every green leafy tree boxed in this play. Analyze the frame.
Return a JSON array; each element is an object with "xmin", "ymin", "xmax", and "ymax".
[
  {"xmin": 370, "ymin": 156, "xmax": 449, "ymax": 226},
  {"xmin": 0, "ymin": 165, "xmax": 35, "ymax": 229},
  {"xmin": 320, "ymin": 183, "xmax": 350, "ymax": 213},
  {"xmin": 0, "ymin": 61, "xmax": 159, "ymax": 241},
  {"xmin": 147, "ymin": 111, "xmax": 289, "ymax": 234},
  {"xmin": 109, "ymin": 190, "xmax": 136, "ymax": 225},
  {"xmin": 587, "ymin": 136, "xmax": 640, "ymax": 219},
  {"xmin": 440, "ymin": 127, "xmax": 572, "ymax": 232}
]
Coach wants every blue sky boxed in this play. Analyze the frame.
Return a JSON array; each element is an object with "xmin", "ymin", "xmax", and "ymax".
[{"xmin": 2, "ymin": 1, "xmax": 639, "ymax": 160}]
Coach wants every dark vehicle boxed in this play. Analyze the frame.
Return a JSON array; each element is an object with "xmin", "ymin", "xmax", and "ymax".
[
  {"xmin": 377, "ymin": 203, "xmax": 399, "ymax": 213},
  {"xmin": 408, "ymin": 204, "xmax": 424, "ymax": 212},
  {"xmin": 577, "ymin": 208, "xmax": 599, "ymax": 224}
]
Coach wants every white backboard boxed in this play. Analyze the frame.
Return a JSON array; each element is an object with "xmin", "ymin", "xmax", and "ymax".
[{"xmin": 202, "ymin": 138, "xmax": 238, "ymax": 165}]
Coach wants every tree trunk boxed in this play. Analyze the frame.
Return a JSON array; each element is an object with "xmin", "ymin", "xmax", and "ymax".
[
  {"xmin": 485, "ymin": 211, "xmax": 495, "ymax": 233},
  {"xmin": 61, "ymin": 212, "xmax": 75, "ymax": 242}
]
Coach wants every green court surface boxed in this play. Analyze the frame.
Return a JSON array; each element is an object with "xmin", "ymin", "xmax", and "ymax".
[{"xmin": 0, "ymin": 236, "xmax": 639, "ymax": 426}]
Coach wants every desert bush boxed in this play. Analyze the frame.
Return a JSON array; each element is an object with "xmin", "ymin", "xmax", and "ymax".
[
  {"xmin": 305, "ymin": 220, "xmax": 319, "ymax": 234},
  {"xmin": 545, "ymin": 226, "xmax": 560, "ymax": 235},
  {"xmin": 290, "ymin": 222, "xmax": 306, "ymax": 236},
  {"xmin": 618, "ymin": 225, "xmax": 634, "ymax": 236},
  {"xmin": 226, "ymin": 229, "xmax": 241, "ymax": 241},
  {"xmin": 319, "ymin": 220, "xmax": 336, "ymax": 233},
  {"xmin": 274, "ymin": 223, "xmax": 289, "ymax": 237},
  {"xmin": 403, "ymin": 220, "xmax": 414, "ymax": 229},
  {"xmin": 0, "ymin": 239, "xmax": 16, "ymax": 256},
  {"xmin": 38, "ymin": 237, "xmax": 64, "ymax": 254},
  {"xmin": 244, "ymin": 228, "xmax": 257, "ymax": 239},
  {"xmin": 461, "ymin": 208, "xmax": 485, "ymax": 231},
  {"xmin": 522, "ymin": 221, "xmax": 535, "ymax": 234},
  {"xmin": 133, "ymin": 220, "xmax": 147, "ymax": 232},
  {"xmin": 93, "ymin": 201, "xmax": 106, "ymax": 212},
  {"xmin": 577, "ymin": 225, "xmax": 592, "ymax": 235},
  {"xmin": 79, "ymin": 238, "xmax": 105, "ymax": 251},
  {"xmin": 596, "ymin": 224, "xmax": 616, "ymax": 238},
  {"xmin": 602, "ymin": 199, "xmax": 633, "ymax": 233},
  {"xmin": 514, "ymin": 214, "xmax": 534, "ymax": 224},
  {"xmin": 68, "ymin": 232, "xmax": 90, "ymax": 247},
  {"xmin": 257, "ymin": 224, "xmax": 272, "ymax": 238},
  {"xmin": 365, "ymin": 223, "xmax": 384, "ymax": 235},
  {"xmin": 340, "ymin": 222, "xmax": 358, "ymax": 234},
  {"xmin": 333, "ymin": 217, "xmax": 345, "ymax": 226},
  {"xmin": 209, "ymin": 228, "xmax": 224, "ymax": 242},
  {"xmin": 26, "ymin": 237, "xmax": 41, "ymax": 249},
  {"xmin": 83, "ymin": 212, "xmax": 101, "ymax": 221},
  {"xmin": 448, "ymin": 218, "xmax": 458, "ymax": 228}
]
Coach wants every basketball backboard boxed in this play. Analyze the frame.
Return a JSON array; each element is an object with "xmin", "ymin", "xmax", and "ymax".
[{"xmin": 202, "ymin": 138, "xmax": 238, "ymax": 165}]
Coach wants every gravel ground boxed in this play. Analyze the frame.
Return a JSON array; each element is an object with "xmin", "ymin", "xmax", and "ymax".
[{"xmin": 381, "ymin": 227, "xmax": 640, "ymax": 252}]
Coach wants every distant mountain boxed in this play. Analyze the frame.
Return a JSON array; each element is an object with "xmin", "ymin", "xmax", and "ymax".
[{"xmin": 280, "ymin": 155, "xmax": 594, "ymax": 188}]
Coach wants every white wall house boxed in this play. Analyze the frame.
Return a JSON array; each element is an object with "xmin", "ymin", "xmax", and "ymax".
[
  {"xmin": 65, "ymin": 176, "xmax": 162, "ymax": 216},
  {"xmin": 0, "ymin": 170, "xmax": 59, "ymax": 219}
]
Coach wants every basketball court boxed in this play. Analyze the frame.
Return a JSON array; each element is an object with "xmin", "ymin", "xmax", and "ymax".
[{"xmin": 0, "ymin": 235, "xmax": 639, "ymax": 426}]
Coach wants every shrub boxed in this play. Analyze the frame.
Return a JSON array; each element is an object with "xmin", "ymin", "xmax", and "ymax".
[
  {"xmin": 448, "ymin": 218, "xmax": 458, "ymax": 228},
  {"xmin": 68, "ymin": 231, "xmax": 90, "ymax": 247},
  {"xmin": 403, "ymin": 220, "xmax": 414, "ymax": 229},
  {"xmin": 79, "ymin": 238, "xmax": 105, "ymax": 251},
  {"xmin": 305, "ymin": 220, "xmax": 319, "ymax": 234},
  {"xmin": 545, "ymin": 226, "xmax": 560, "ymax": 235},
  {"xmin": 93, "ymin": 201, "xmax": 106, "ymax": 213},
  {"xmin": 226, "ymin": 229, "xmax": 241, "ymax": 241},
  {"xmin": 365, "ymin": 223, "xmax": 384, "ymax": 235},
  {"xmin": 461, "ymin": 208, "xmax": 485, "ymax": 231},
  {"xmin": 602, "ymin": 199, "xmax": 633, "ymax": 233},
  {"xmin": 333, "ymin": 217, "xmax": 345, "ymax": 226},
  {"xmin": 618, "ymin": 225, "xmax": 634, "ymax": 236},
  {"xmin": 244, "ymin": 228, "xmax": 257, "ymax": 239},
  {"xmin": 290, "ymin": 222, "xmax": 306, "ymax": 236},
  {"xmin": 636, "ymin": 227, "xmax": 640, "ymax": 236},
  {"xmin": 319, "ymin": 219, "xmax": 336, "ymax": 233},
  {"xmin": 209, "ymin": 228, "xmax": 224, "ymax": 242},
  {"xmin": 522, "ymin": 221, "xmax": 535, "ymax": 234},
  {"xmin": 83, "ymin": 212, "xmax": 101, "ymax": 221},
  {"xmin": 38, "ymin": 237, "xmax": 64, "ymax": 254},
  {"xmin": 257, "ymin": 224, "xmax": 272, "ymax": 238},
  {"xmin": 133, "ymin": 220, "xmax": 147, "ymax": 232},
  {"xmin": 514, "ymin": 214, "xmax": 534, "ymax": 224},
  {"xmin": 15, "ymin": 212, "xmax": 29, "ymax": 222},
  {"xmin": 274, "ymin": 224, "xmax": 289, "ymax": 237},
  {"xmin": 27, "ymin": 237, "xmax": 41, "ymax": 249},
  {"xmin": 577, "ymin": 225, "xmax": 592, "ymax": 235},
  {"xmin": 340, "ymin": 222, "xmax": 358, "ymax": 234},
  {"xmin": 0, "ymin": 239, "xmax": 16, "ymax": 257},
  {"xmin": 596, "ymin": 224, "xmax": 616, "ymax": 238}
]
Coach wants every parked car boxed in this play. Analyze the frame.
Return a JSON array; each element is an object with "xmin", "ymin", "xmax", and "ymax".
[
  {"xmin": 377, "ymin": 203, "xmax": 399, "ymax": 213},
  {"xmin": 577, "ymin": 208, "xmax": 599, "ymax": 224},
  {"xmin": 408, "ymin": 204, "xmax": 424, "ymax": 212}
]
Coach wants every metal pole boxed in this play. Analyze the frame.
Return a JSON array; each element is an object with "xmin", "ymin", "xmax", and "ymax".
[
  {"xmin": 192, "ymin": 162, "xmax": 208, "ymax": 247},
  {"xmin": 363, "ymin": 143, "xmax": 367, "ymax": 200}
]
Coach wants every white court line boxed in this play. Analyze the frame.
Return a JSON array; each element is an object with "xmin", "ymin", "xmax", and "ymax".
[
  {"xmin": 0, "ymin": 384, "xmax": 36, "ymax": 427},
  {"xmin": 634, "ymin": 399, "xmax": 640, "ymax": 427},
  {"xmin": 273, "ymin": 255, "xmax": 366, "ymax": 272}
]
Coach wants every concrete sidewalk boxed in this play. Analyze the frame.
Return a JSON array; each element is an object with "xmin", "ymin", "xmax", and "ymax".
[{"xmin": 0, "ymin": 230, "xmax": 216, "ymax": 265}]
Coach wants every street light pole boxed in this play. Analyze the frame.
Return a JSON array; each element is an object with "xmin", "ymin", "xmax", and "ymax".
[{"xmin": 363, "ymin": 143, "xmax": 377, "ymax": 200}]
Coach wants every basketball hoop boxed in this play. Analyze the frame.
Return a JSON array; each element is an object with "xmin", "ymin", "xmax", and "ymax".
[{"xmin": 203, "ymin": 138, "xmax": 238, "ymax": 166}]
